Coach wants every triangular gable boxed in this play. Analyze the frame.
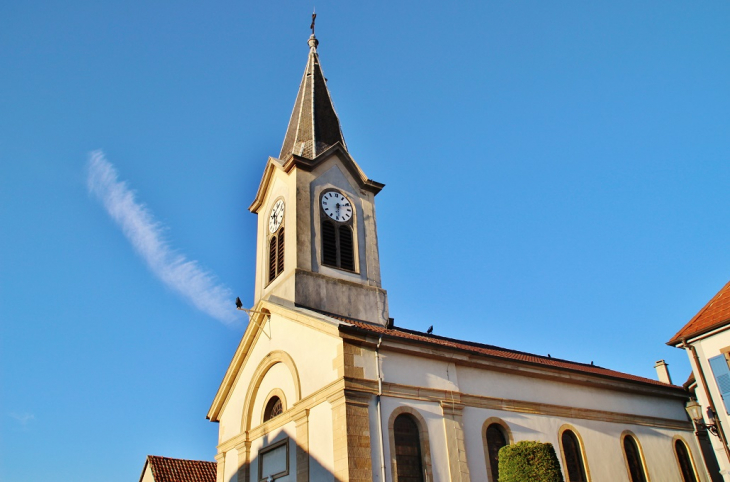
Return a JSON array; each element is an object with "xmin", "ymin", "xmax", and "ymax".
[
  {"xmin": 207, "ymin": 299, "xmax": 344, "ymax": 422},
  {"xmin": 248, "ymin": 143, "xmax": 384, "ymax": 213}
]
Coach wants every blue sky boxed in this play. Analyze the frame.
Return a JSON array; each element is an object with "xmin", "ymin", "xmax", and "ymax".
[{"xmin": 2, "ymin": 1, "xmax": 729, "ymax": 481}]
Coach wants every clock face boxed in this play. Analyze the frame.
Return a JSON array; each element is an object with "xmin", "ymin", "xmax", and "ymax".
[
  {"xmin": 268, "ymin": 199, "xmax": 285, "ymax": 233},
  {"xmin": 321, "ymin": 191, "xmax": 353, "ymax": 222}
]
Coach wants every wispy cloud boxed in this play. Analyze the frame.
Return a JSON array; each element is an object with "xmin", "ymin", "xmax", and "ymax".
[
  {"xmin": 87, "ymin": 150, "xmax": 238, "ymax": 326},
  {"xmin": 9, "ymin": 412, "xmax": 34, "ymax": 428}
]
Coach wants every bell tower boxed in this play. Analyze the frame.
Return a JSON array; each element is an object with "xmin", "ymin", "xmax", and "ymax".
[{"xmin": 248, "ymin": 32, "xmax": 389, "ymax": 326}]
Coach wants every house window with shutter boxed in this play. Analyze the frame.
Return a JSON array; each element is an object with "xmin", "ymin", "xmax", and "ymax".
[
  {"xmin": 320, "ymin": 190, "xmax": 356, "ymax": 272},
  {"xmin": 709, "ymin": 355, "xmax": 730, "ymax": 414}
]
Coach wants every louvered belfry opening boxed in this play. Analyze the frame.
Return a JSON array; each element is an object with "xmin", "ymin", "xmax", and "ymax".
[
  {"xmin": 268, "ymin": 237, "xmax": 277, "ymax": 282},
  {"xmin": 268, "ymin": 228, "xmax": 284, "ymax": 283},
  {"xmin": 675, "ymin": 440, "xmax": 698, "ymax": 482},
  {"xmin": 322, "ymin": 220, "xmax": 337, "ymax": 266},
  {"xmin": 623, "ymin": 435, "xmax": 647, "ymax": 482},
  {"xmin": 277, "ymin": 229, "xmax": 285, "ymax": 274},
  {"xmin": 321, "ymin": 221, "xmax": 355, "ymax": 270},
  {"xmin": 486, "ymin": 424, "xmax": 508, "ymax": 482},
  {"xmin": 338, "ymin": 225, "xmax": 354, "ymax": 270},
  {"xmin": 320, "ymin": 190, "xmax": 356, "ymax": 272},
  {"xmin": 394, "ymin": 414, "xmax": 424, "ymax": 482},
  {"xmin": 561, "ymin": 430, "xmax": 588, "ymax": 482}
]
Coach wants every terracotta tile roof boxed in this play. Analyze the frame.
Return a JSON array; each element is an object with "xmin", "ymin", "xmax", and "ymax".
[
  {"xmin": 323, "ymin": 311, "xmax": 679, "ymax": 390},
  {"xmin": 668, "ymin": 280, "xmax": 730, "ymax": 346},
  {"xmin": 143, "ymin": 455, "xmax": 216, "ymax": 482}
]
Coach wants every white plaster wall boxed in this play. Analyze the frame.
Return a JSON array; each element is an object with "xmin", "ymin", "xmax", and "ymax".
[
  {"xmin": 381, "ymin": 352, "xmax": 458, "ymax": 392},
  {"xmin": 249, "ymin": 423, "xmax": 296, "ymax": 482},
  {"xmin": 223, "ymin": 449, "xmax": 238, "ymax": 482},
  {"xmin": 218, "ymin": 312, "xmax": 340, "ymax": 443},
  {"xmin": 308, "ymin": 401, "xmax": 335, "ymax": 481},
  {"xmin": 375, "ymin": 355, "xmax": 706, "ymax": 482},
  {"xmin": 381, "ymin": 351, "xmax": 685, "ymax": 420},
  {"xmin": 140, "ymin": 465, "xmax": 154, "ymax": 482},
  {"xmin": 375, "ymin": 401, "xmax": 705, "ymax": 482}
]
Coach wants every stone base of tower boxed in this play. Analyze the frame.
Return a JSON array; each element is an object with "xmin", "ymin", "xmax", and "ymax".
[{"xmin": 283, "ymin": 268, "xmax": 389, "ymax": 326}]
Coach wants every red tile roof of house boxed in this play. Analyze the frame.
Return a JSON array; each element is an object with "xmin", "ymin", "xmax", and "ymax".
[
  {"xmin": 141, "ymin": 455, "xmax": 216, "ymax": 482},
  {"xmin": 325, "ymin": 312, "xmax": 680, "ymax": 390},
  {"xmin": 668, "ymin": 280, "xmax": 730, "ymax": 346}
]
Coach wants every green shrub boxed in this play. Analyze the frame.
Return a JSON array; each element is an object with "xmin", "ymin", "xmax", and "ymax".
[{"xmin": 498, "ymin": 441, "xmax": 564, "ymax": 482}]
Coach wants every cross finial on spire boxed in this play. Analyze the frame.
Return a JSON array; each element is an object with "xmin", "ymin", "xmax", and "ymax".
[{"xmin": 307, "ymin": 11, "xmax": 319, "ymax": 50}]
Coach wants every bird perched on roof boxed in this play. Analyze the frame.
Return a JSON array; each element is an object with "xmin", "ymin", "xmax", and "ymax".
[
  {"xmin": 235, "ymin": 297, "xmax": 243, "ymax": 310},
  {"xmin": 426, "ymin": 325, "xmax": 433, "ymax": 335}
]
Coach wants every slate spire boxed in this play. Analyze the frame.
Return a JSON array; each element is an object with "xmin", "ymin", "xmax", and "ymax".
[{"xmin": 279, "ymin": 34, "xmax": 348, "ymax": 160}]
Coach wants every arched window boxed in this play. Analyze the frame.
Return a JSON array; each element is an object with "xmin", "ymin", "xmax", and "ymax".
[
  {"xmin": 268, "ymin": 228, "xmax": 284, "ymax": 282},
  {"xmin": 675, "ymin": 439, "xmax": 698, "ymax": 482},
  {"xmin": 623, "ymin": 434, "xmax": 647, "ymax": 482},
  {"xmin": 485, "ymin": 423, "xmax": 509, "ymax": 482},
  {"xmin": 561, "ymin": 429, "xmax": 588, "ymax": 482},
  {"xmin": 263, "ymin": 396, "xmax": 283, "ymax": 422},
  {"xmin": 320, "ymin": 190, "xmax": 355, "ymax": 271},
  {"xmin": 393, "ymin": 414, "xmax": 424, "ymax": 482}
]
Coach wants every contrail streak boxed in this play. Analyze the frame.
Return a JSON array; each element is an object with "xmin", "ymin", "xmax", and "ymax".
[{"xmin": 87, "ymin": 150, "xmax": 238, "ymax": 326}]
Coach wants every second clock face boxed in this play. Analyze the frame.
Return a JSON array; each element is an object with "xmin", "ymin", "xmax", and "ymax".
[
  {"xmin": 268, "ymin": 199, "xmax": 285, "ymax": 233},
  {"xmin": 321, "ymin": 191, "xmax": 353, "ymax": 222}
]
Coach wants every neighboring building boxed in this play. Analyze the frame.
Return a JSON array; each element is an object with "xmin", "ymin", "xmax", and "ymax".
[
  {"xmin": 669, "ymin": 280, "xmax": 730, "ymax": 481},
  {"xmin": 200, "ymin": 31, "xmax": 708, "ymax": 482},
  {"xmin": 138, "ymin": 455, "xmax": 216, "ymax": 482}
]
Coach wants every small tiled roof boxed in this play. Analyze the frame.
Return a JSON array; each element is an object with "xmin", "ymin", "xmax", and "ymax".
[
  {"xmin": 325, "ymin": 311, "xmax": 679, "ymax": 390},
  {"xmin": 668, "ymin": 280, "xmax": 730, "ymax": 346},
  {"xmin": 143, "ymin": 455, "xmax": 216, "ymax": 482}
]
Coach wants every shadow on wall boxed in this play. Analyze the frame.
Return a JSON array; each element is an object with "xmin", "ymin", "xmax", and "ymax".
[{"xmin": 227, "ymin": 433, "xmax": 342, "ymax": 482}]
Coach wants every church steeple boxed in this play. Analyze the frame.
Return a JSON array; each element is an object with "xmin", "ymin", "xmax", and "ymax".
[
  {"xmin": 279, "ymin": 34, "xmax": 348, "ymax": 160},
  {"xmin": 250, "ymin": 25, "xmax": 388, "ymax": 327}
]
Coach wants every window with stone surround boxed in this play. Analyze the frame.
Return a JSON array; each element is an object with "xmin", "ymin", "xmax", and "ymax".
[
  {"xmin": 622, "ymin": 433, "xmax": 648, "ymax": 482},
  {"xmin": 561, "ymin": 429, "xmax": 588, "ymax": 482},
  {"xmin": 393, "ymin": 414, "xmax": 425, "ymax": 482}
]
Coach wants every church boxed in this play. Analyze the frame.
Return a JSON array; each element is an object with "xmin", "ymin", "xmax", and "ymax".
[{"xmin": 143, "ymin": 29, "xmax": 708, "ymax": 482}]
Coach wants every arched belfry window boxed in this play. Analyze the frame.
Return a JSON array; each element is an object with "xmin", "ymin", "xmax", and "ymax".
[
  {"xmin": 674, "ymin": 439, "xmax": 698, "ymax": 482},
  {"xmin": 393, "ymin": 414, "xmax": 424, "ymax": 482},
  {"xmin": 267, "ymin": 199, "xmax": 285, "ymax": 283},
  {"xmin": 320, "ymin": 190, "xmax": 355, "ymax": 271},
  {"xmin": 485, "ymin": 422, "xmax": 509, "ymax": 482},
  {"xmin": 561, "ymin": 429, "xmax": 588, "ymax": 482},
  {"xmin": 622, "ymin": 433, "xmax": 648, "ymax": 482},
  {"xmin": 263, "ymin": 396, "xmax": 283, "ymax": 422}
]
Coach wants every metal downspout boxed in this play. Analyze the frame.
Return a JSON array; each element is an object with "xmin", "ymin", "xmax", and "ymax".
[
  {"xmin": 376, "ymin": 335, "xmax": 387, "ymax": 482},
  {"xmin": 684, "ymin": 339, "xmax": 730, "ymax": 465}
]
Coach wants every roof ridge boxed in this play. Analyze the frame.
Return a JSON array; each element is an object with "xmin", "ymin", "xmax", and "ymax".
[{"xmin": 391, "ymin": 325, "xmax": 601, "ymax": 368}]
